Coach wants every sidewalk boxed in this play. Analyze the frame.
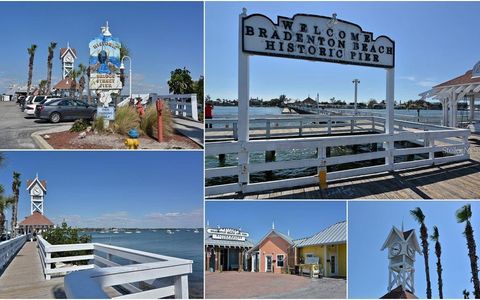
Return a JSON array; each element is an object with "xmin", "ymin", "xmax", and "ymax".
[{"xmin": 173, "ymin": 117, "xmax": 204, "ymax": 146}]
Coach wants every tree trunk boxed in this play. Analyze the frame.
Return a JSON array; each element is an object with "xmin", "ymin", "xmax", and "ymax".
[
  {"xmin": 421, "ymin": 224, "xmax": 432, "ymax": 299},
  {"xmin": 465, "ymin": 221, "xmax": 480, "ymax": 298},
  {"xmin": 27, "ymin": 56, "xmax": 34, "ymax": 96},
  {"xmin": 435, "ymin": 242, "xmax": 443, "ymax": 299},
  {"xmin": 11, "ymin": 196, "xmax": 18, "ymax": 237},
  {"xmin": 46, "ymin": 52, "xmax": 53, "ymax": 95}
]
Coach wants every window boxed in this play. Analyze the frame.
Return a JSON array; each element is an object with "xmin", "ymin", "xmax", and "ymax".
[{"xmin": 277, "ymin": 254, "xmax": 284, "ymax": 267}]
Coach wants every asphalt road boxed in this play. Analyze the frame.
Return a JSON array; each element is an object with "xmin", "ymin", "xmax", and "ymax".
[{"xmin": 0, "ymin": 101, "xmax": 70, "ymax": 149}]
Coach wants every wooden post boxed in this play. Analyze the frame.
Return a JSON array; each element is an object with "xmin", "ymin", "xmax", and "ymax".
[
  {"xmin": 219, "ymin": 154, "xmax": 226, "ymax": 166},
  {"xmin": 174, "ymin": 275, "xmax": 189, "ymax": 299},
  {"xmin": 385, "ymin": 68, "xmax": 395, "ymax": 170},
  {"xmin": 238, "ymin": 8, "xmax": 250, "ymax": 193}
]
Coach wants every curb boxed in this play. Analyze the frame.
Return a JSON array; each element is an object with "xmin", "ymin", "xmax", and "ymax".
[{"xmin": 31, "ymin": 125, "xmax": 71, "ymax": 150}]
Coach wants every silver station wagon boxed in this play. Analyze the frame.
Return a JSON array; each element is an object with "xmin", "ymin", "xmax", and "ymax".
[{"xmin": 34, "ymin": 98, "xmax": 97, "ymax": 123}]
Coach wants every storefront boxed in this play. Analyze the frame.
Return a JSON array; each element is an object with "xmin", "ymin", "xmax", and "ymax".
[
  {"xmin": 248, "ymin": 225, "xmax": 294, "ymax": 274},
  {"xmin": 205, "ymin": 226, "xmax": 253, "ymax": 272},
  {"xmin": 295, "ymin": 221, "xmax": 347, "ymax": 278}
]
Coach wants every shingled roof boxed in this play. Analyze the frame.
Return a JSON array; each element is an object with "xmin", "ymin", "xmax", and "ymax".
[
  {"xmin": 19, "ymin": 212, "xmax": 54, "ymax": 226},
  {"xmin": 60, "ymin": 47, "xmax": 77, "ymax": 59},
  {"xmin": 380, "ymin": 286, "xmax": 417, "ymax": 299},
  {"xmin": 53, "ymin": 77, "xmax": 79, "ymax": 91},
  {"xmin": 434, "ymin": 70, "xmax": 480, "ymax": 88}
]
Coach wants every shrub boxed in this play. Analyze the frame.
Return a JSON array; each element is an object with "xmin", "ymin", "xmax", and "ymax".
[
  {"xmin": 42, "ymin": 221, "xmax": 92, "ymax": 266},
  {"xmin": 70, "ymin": 119, "xmax": 90, "ymax": 132},
  {"xmin": 92, "ymin": 116, "xmax": 107, "ymax": 133},
  {"xmin": 140, "ymin": 102, "xmax": 173, "ymax": 140},
  {"xmin": 113, "ymin": 106, "xmax": 140, "ymax": 136}
]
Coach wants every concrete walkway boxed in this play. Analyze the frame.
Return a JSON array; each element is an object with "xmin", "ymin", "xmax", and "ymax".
[
  {"xmin": 0, "ymin": 241, "xmax": 65, "ymax": 299},
  {"xmin": 173, "ymin": 117, "xmax": 204, "ymax": 146}
]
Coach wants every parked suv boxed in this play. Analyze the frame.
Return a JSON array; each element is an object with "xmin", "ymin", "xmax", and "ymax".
[{"xmin": 35, "ymin": 98, "xmax": 97, "ymax": 123}]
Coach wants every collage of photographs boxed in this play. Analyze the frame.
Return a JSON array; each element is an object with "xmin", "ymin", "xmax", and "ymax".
[{"xmin": 0, "ymin": 1, "xmax": 479, "ymax": 299}]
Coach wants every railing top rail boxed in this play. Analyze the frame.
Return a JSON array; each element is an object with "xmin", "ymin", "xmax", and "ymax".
[
  {"xmin": 38, "ymin": 235, "xmax": 94, "ymax": 253},
  {"xmin": 0, "ymin": 234, "xmax": 26, "ymax": 247},
  {"xmin": 94, "ymin": 243, "xmax": 193, "ymax": 264}
]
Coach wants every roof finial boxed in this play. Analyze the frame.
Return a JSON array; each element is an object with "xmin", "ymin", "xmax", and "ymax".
[
  {"xmin": 287, "ymin": 229, "xmax": 290, "ymax": 236},
  {"xmin": 36, "ymin": 172, "xmax": 38, "ymax": 179},
  {"xmin": 272, "ymin": 221, "xmax": 275, "ymax": 230},
  {"xmin": 206, "ymin": 220, "xmax": 209, "ymax": 226},
  {"xmin": 401, "ymin": 219, "xmax": 404, "ymax": 232},
  {"xmin": 101, "ymin": 21, "xmax": 112, "ymax": 37},
  {"xmin": 67, "ymin": 41, "xmax": 70, "ymax": 49}
]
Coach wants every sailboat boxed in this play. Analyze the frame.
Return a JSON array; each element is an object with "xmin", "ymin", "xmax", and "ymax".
[
  {"xmin": 135, "ymin": 230, "xmax": 141, "ymax": 233},
  {"xmin": 166, "ymin": 229, "xmax": 174, "ymax": 234},
  {"xmin": 193, "ymin": 228, "xmax": 199, "ymax": 233}
]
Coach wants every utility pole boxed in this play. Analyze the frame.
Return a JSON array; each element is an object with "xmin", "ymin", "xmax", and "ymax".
[{"xmin": 352, "ymin": 79, "xmax": 360, "ymax": 115}]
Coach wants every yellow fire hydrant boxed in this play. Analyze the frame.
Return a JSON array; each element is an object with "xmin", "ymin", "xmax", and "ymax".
[{"xmin": 125, "ymin": 128, "xmax": 140, "ymax": 149}]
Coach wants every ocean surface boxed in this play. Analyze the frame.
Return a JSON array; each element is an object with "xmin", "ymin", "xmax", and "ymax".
[{"xmin": 85, "ymin": 229, "xmax": 204, "ymax": 298}]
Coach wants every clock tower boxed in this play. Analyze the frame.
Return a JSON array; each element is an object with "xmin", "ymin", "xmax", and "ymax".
[
  {"xmin": 380, "ymin": 225, "xmax": 422, "ymax": 295},
  {"xmin": 60, "ymin": 42, "xmax": 77, "ymax": 79},
  {"xmin": 26, "ymin": 174, "xmax": 47, "ymax": 215}
]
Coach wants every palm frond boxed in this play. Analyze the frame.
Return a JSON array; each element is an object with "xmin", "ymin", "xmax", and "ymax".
[
  {"xmin": 456, "ymin": 204, "xmax": 472, "ymax": 223},
  {"xmin": 410, "ymin": 207, "xmax": 425, "ymax": 224},
  {"xmin": 430, "ymin": 225, "xmax": 439, "ymax": 241}
]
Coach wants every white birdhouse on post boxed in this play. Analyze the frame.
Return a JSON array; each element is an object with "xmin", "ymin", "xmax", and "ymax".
[{"xmin": 380, "ymin": 225, "xmax": 422, "ymax": 294}]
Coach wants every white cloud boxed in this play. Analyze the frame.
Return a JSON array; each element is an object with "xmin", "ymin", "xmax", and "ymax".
[{"xmin": 400, "ymin": 76, "xmax": 416, "ymax": 81}]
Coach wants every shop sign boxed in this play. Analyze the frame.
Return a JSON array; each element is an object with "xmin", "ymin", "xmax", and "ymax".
[
  {"xmin": 97, "ymin": 106, "xmax": 115, "ymax": 120},
  {"xmin": 242, "ymin": 13, "xmax": 395, "ymax": 68},
  {"xmin": 208, "ymin": 228, "xmax": 249, "ymax": 241}
]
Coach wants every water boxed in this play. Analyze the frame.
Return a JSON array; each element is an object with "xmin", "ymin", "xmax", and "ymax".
[
  {"xmin": 86, "ymin": 229, "xmax": 204, "ymax": 298},
  {"xmin": 211, "ymin": 105, "xmax": 479, "ymax": 120}
]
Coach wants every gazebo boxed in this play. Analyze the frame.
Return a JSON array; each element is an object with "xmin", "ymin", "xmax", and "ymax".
[
  {"xmin": 420, "ymin": 61, "xmax": 480, "ymax": 128},
  {"xmin": 18, "ymin": 212, "xmax": 54, "ymax": 236}
]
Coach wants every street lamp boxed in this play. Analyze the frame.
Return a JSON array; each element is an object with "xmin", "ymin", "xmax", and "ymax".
[
  {"xmin": 120, "ymin": 56, "xmax": 132, "ymax": 104},
  {"xmin": 352, "ymin": 79, "xmax": 360, "ymax": 115}
]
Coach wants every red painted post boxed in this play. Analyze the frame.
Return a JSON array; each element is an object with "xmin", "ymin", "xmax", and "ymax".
[{"xmin": 156, "ymin": 99, "xmax": 164, "ymax": 143}]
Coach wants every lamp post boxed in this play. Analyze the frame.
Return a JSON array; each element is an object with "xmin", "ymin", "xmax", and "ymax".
[
  {"xmin": 120, "ymin": 56, "xmax": 132, "ymax": 104},
  {"xmin": 352, "ymin": 79, "xmax": 360, "ymax": 115}
]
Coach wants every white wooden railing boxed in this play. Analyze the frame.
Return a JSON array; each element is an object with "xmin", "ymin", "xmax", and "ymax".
[
  {"xmin": 158, "ymin": 93, "xmax": 198, "ymax": 121},
  {"xmin": 0, "ymin": 235, "xmax": 27, "ymax": 271},
  {"xmin": 37, "ymin": 236, "xmax": 192, "ymax": 299},
  {"xmin": 206, "ymin": 115, "xmax": 383, "ymax": 141},
  {"xmin": 205, "ymin": 116, "xmax": 470, "ymax": 196}
]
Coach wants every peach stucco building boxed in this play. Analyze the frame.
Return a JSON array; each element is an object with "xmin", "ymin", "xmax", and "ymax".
[{"xmin": 248, "ymin": 225, "xmax": 294, "ymax": 274}]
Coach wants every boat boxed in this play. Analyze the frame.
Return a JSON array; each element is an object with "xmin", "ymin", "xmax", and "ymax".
[
  {"xmin": 193, "ymin": 229, "xmax": 199, "ymax": 233},
  {"xmin": 112, "ymin": 228, "xmax": 119, "ymax": 234},
  {"xmin": 125, "ymin": 231, "xmax": 132, "ymax": 234},
  {"xmin": 175, "ymin": 229, "xmax": 180, "ymax": 232},
  {"xmin": 166, "ymin": 230, "xmax": 174, "ymax": 234},
  {"xmin": 135, "ymin": 230, "xmax": 141, "ymax": 233},
  {"xmin": 151, "ymin": 229, "xmax": 157, "ymax": 232}
]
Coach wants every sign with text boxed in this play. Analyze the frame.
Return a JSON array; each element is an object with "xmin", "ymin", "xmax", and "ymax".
[
  {"xmin": 242, "ymin": 14, "xmax": 395, "ymax": 68},
  {"xmin": 207, "ymin": 228, "xmax": 249, "ymax": 241},
  {"xmin": 90, "ymin": 73, "xmax": 122, "ymax": 90},
  {"xmin": 97, "ymin": 106, "xmax": 115, "ymax": 120}
]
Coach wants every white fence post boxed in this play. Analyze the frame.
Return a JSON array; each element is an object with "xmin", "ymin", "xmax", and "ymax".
[
  {"xmin": 190, "ymin": 94, "xmax": 198, "ymax": 121},
  {"xmin": 385, "ymin": 68, "xmax": 395, "ymax": 169},
  {"xmin": 174, "ymin": 274, "xmax": 189, "ymax": 299},
  {"xmin": 45, "ymin": 252, "xmax": 51, "ymax": 280}
]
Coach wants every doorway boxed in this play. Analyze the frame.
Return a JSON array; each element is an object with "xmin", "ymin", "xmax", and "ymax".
[{"xmin": 265, "ymin": 255, "xmax": 272, "ymax": 272}]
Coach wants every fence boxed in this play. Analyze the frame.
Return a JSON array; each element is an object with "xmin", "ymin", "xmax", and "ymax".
[
  {"xmin": 205, "ymin": 116, "xmax": 470, "ymax": 196},
  {"xmin": 37, "ymin": 236, "xmax": 193, "ymax": 299},
  {"xmin": 158, "ymin": 93, "xmax": 198, "ymax": 121},
  {"xmin": 0, "ymin": 235, "xmax": 27, "ymax": 272}
]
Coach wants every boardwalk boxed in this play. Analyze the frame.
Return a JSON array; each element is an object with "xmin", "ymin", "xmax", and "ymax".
[
  {"xmin": 209, "ymin": 134, "xmax": 480, "ymax": 199},
  {"xmin": 174, "ymin": 117, "xmax": 204, "ymax": 146},
  {"xmin": 0, "ymin": 241, "xmax": 65, "ymax": 299}
]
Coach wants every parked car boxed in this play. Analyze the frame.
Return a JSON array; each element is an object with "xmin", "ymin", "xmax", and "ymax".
[
  {"xmin": 21, "ymin": 96, "xmax": 34, "ymax": 111},
  {"xmin": 25, "ymin": 95, "xmax": 60, "ymax": 115},
  {"xmin": 35, "ymin": 98, "xmax": 97, "ymax": 123}
]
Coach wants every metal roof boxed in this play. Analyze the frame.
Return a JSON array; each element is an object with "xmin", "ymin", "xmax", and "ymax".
[
  {"xmin": 295, "ymin": 221, "xmax": 346, "ymax": 247},
  {"xmin": 204, "ymin": 227, "xmax": 254, "ymax": 248}
]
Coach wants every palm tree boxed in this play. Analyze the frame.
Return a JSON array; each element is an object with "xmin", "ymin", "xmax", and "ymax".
[
  {"xmin": 38, "ymin": 79, "xmax": 47, "ymax": 95},
  {"xmin": 0, "ymin": 185, "xmax": 13, "ymax": 236},
  {"xmin": 46, "ymin": 42, "xmax": 57, "ymax": 95},
  {"xmin": 11, "ymin": 172, "xmax": 21, "ymax": 238},
  {"xmin": 69, "ymin": 69, "xmax": 80, "ymax": 98},
  {"xmin": 456, "ymin": 204, "xmax": 480, "ymax": 298},
  {"xmin": 463, "ymin": 289, "xmax": 470, "ymax": 299},
  {"xmin": 77, "ymin": 63, "xmax": 87, "ymax": 100},
  {"xmin": 410, "ymin": 207, "xmax": 432, "ymax": 298},
  {"xmin": 27, "ymin": 44, "xmax": 38, "ymax": 96},
  {"xmin": 430, "ymin": 226, "xmax": 444, "ymax": 298}
]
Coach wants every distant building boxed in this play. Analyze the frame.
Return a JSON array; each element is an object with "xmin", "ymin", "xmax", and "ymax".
[
  {"xmin": 302, "ymin": 96, "xmax": 317, "ymax": 106},
  {"xmin": 18, "ymin": 174, "xmax": 54, "ymax": 236}
]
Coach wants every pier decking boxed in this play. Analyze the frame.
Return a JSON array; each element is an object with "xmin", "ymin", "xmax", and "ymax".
[{"xmin": 0, "ymin": 241, "xmax": 65, "ymax": 299}]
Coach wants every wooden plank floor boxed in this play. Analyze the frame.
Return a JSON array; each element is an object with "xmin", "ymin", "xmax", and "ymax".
[
  {"xmin": 0, "ymin": 241, "xmax": 65, "ymax": 299},
  {"xmin": 208, "ymin": 134, "xmax": 480, "ymax": 199}
]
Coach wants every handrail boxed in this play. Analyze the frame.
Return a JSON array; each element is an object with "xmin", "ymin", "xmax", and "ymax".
[
  {"xmin": 37, "ymin": 236, "xmax": 193, "ymax": 299},
  {"xmin": 205, "ymin": 117, "xmax": 470, "ymax": 196},
  {"xmin": 0, "ymin": 235, "xmax": 27, "ymax": 272}
]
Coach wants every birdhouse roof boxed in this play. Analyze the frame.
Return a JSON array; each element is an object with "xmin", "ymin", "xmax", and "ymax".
[
  {"xmin": 26, "ymin": 177, "xmax": 47, "ymax": 192},
  {"xmin": 380, "ymin": 226, "xmax": 422, "ymax": 254},
  {"xmin": 60, "ymin": 47, "xmax": 77, "ymax": 59}
]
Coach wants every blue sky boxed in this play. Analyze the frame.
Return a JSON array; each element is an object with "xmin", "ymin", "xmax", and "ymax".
[
  {"xmin": 206, "ymin": 2, "xmax": 480, "ymax": 103},
  {"xmin": 205, "ymin": 201, "xmax": 345, "ymax": 242},
  {"xmin": 0, "ymin": 151, "xmax": 203, "ymax": 228},
  {"xmin": 0, "ymin": 2, "xmax": 203, "ymax": 94},
  {"xmin": 349, "ymin": 201, "xmax": 480, "ymax": 299}
]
